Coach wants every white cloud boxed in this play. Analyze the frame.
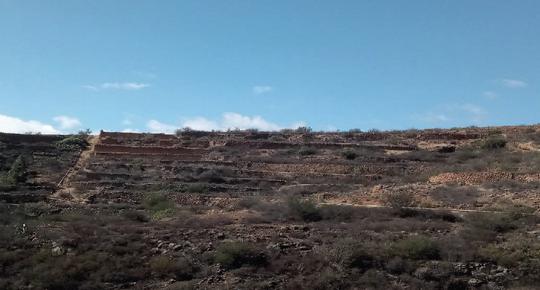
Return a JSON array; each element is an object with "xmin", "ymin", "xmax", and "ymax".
[
  {"xmin": 483, "ymin": 91, "xmax": 498, "ymax": 99},
  {"xmin": 145, "ymin": 112, "xmax": 305, "ymax": 133},
  {"xmin": 252, "ymin": 85, "xmax": 273, "ymax": 95},
  {"xmin": 121, "ymin": 128, "xmax": 140, "ymax": 133},
  {"xmin": 182, "ymin": 117, "xmax": 219, "ymax": 131},
  {"xmin": 53, "ymin": 115, "xmax": 81, "ymax": 130},
  {"xmin": 221, "ymin": 112, "xmax": 281, "ymax": 131},
  {"xmin": 0, "ymin": 114, "xmax": 60, "ymax": 134},
  {"xmin": 499, "ymin": 79, "xmax": 527, "ymax": 88},
  {"xmin": 146, "ymin": 120, "xmax": 178, "ymax": 134},
  {"xmin": 83, "ymin": 82, "xmax": 150, "ymax": 91}
]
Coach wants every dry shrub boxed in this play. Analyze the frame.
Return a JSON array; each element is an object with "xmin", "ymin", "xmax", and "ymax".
[
  {"xmin": 389, "ymin": 236, "xmax": 441, "ymax": 260},
  {"xmin": 382, "ymin": 192, "xmax": 417, "ymax": 209},
  {"xmin": 214, "ymin": 241, "xmax": 267, "ymax": 269},
  {"xmin": 150, "ymin": 256, "xmax": 197, "ymax": 280}
]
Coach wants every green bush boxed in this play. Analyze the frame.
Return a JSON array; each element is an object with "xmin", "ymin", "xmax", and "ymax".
[
  {"xmin": 466, "ymin": 212, "xmax": 518, "ymax": 233},
  {"xmin": 0, "ymin": 155, "xmax": 28, "ymax": 190},
  {"xmin": 287, "ymin": 197, "xmax": 322, "ymax": 222},
  {"xmin": 477, "ymin": 244, "xmax": 522, "ymax": 267},
  {"xmin": 8, "ymin": 155, "xmax": 27, "ymax": 183},
  {"xmin": 185, "ymin": 183, "xmax": 209, "ymax": 193},
  {"xmin": 0, "ymin": 175, "xmax": 16, "ymax": 191},
  {"xmin": 331, "ymin": 240, "xmax": 375, "ymax": 270},
  {"xmin": 142, "ymin": 193, "xmax": 175, "ymax": 219},
  {"xmin": 390, "ymin": 236, "xmax": 440, "ymax": 260},
  {"xmin": 214, "ymin": 241, "xmax": 267, "ymax": 269},
  {"xmin": 56, "ymin": 136, "xmax": 89, "ymax": 150},
  {"xmin": 319, "ymin": 205, "xmax": 355, "ymax": 222},
  {"xmin": 382, "ymin": 192, "xmax": 416, "ymax": 209},
  {"xmin": 123, "ymin": 210, "xmax": 149, "ymax": 223},
  {"xmin": 299, "ymin": 147, "xmax": 317, "ymax": 156},
  {"xmin": 342, "ymin": 150, "xmax": 359, "ymax": 160},
  {"xmin": 150, "ymin": 256, "xmax": 196, "ymax": 280},
  {"xmin": 481, "ymin": 136, "xmax": 507, "ymax": 150}
]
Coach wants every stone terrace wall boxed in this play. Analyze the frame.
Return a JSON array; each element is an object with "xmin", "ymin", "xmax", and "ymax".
[
  {"xmin": 94, "ymin": 144, "xmax": 207, "ymax": 155},
  {"xmin": 0, "ymin": 133, "xmax": 63, "ymax": 143},
  {"xmin": 224, "ymin": 140, "xmax": 416, "ymax": 151}
]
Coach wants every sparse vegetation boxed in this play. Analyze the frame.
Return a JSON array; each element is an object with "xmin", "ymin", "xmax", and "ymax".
[
  {"xmin": 0, "ymin": 155, "xmax": 28, "ymax": 190},
  {"xmin": 55, "ymin": 135, "xmax": 89, "ymax": 150},
  {"xmin": 342, "ymin": 150, "xmax": 359, "ymax": 160},
  {"xmin": 2, "ymin": 126, "xmax": 540, "ymax": 289},
  {"xmin": 382, "ymin": 192, "xmax": 417, "ymax": 209},
  {"xmin": 150, "ymin": 256, "xmax": 197, "ymax": 280},
  {"xmin": 390, "ymin": 236, "xmax": 441, "ymax": 260},
  {"xmin": 298, "ymin": 147, "xmax": 317, "ymax": 156},
  {"xmin": 214, "ymin": 242, "xmax": 267, "ymax": 269},
  {"xmin": 481, "ymin": 136, "xmax": 507, "ymax": 150},
  {"xmin": 142, "ymin": 193, "xmax": 176, "ymax": 219},
  {"xmin": 287, "ymin": 197, "xmax": 322, "ymax": 222}
]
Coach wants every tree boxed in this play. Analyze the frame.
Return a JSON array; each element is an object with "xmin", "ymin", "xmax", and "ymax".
[{"xmin": 8, "ymin": 155, "xmax": 28, "ymax": 183}]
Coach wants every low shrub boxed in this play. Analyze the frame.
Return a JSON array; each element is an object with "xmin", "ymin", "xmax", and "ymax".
[
  {"xmin": 466, "ymin": 212, "xmax": 518, "ymax": 233},
  {"xmin": 0, "ymin": 175, "xmax": 16, "ymax": 191},
  {"xmin": 7, "ymin": 155, "xmax": 27, "ymax": 183},
  {"xmin": 299, "ymin": 147, "xmax": 317, "ymax": 156},
  {"xmin": 382, "ymin": 192, "xmax": 416, "ymax": 209},
  {"xmin": 390, "ymin": 236, "xmax": 441, "ymax": 260},
  {"xmin": 481, "ymin": 136, "xmax": 507, "ymax": 150},
  {"xmin": 123, "ymin": 210, "xmax": 149, "ymax": 223},
  {"xmin": 319, "ymin": 205, "xmax": 355, "ymax": 222},
  {"xmin": 342, "ymin": 150, "xmax": 359, "ymax": 160},
  {"xmin": 287, "ymin": 197, "xmax": 322, "ymax": 222},
  {"xmin": 214, "ymin": 241, "xmax": 267, "ymax": 269},
  {"xmin": 142, "ymin": 193, "xmax": 175, "ymax": 219},
  {"xmin": 0, "ymin": 155, "xmax": 28, "ymax": 190},
  {"xmin": 477, "ymin": 244, "xmax": 522, "ymax": 267},
  {"xmin": 149, "ymin": 256, "xmax": 197, "ymax": 280},
  {"xmin": 55, "ymin": 136, "xmax": 89, "ymax": 150},
  {"xmin": 185, "ymin": 183, "xmax": 209, "ymax": 193},
  {"xmin": 196, "ymin": 169, "xmax": 227, "ymax": 183}
]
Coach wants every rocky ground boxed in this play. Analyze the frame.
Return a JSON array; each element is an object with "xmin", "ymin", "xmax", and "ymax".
[{"xmin": 1, "ymin": 126, "xmax": 540, "ymax": 289}]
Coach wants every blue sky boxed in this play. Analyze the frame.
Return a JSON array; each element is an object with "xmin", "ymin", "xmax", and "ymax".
[{"xmin": 0, "ymin": 0, "xmax": 539, "ymax": 133}]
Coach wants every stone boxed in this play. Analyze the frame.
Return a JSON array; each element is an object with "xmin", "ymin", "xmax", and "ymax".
[
  {"xmin": 51, "ymin": 246, "xmax": 65, "ymax": 256},
  {"xmin": 468, "ymin": 278, "xmax": 482, "ymax": 287}
]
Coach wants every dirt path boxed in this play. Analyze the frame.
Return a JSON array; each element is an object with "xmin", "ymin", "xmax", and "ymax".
[
  {"xmin": 319, "ymin": 201, "xmax": 538, "ymax": 216},
  {"xmin": 52, "ymin": 135, "xmax": 98, "ymax": 199}
]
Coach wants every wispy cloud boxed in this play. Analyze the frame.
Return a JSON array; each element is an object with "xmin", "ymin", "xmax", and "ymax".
[
  {"xmin": 83, "ymin": 82, "xmax": 150, "ymax": 91},
  {"xmin": 458, "ymin": 103, "xmax": 486, "ymax": 122},
  {"xmin": 0, "ymin": 114, "xmax": 60, "ymax": 134},
  {"xmin": 53, "ymin": 115, "xmax": 81, "ymax": 130},
  {"xmin": 498, "ymin": 79, "xmax": 527, "ymax": 88},
  {"xmin": 483, "ymin": 91, "xmax": 498, "ymax": 100},
  {"xmin": 146, "ymin": 112, "xmax": 305, "ymax": 133},
  {"xmin": 415, "ymin": 103, "xmax": 487, "ymax": 126},
  {"xmin": 252, "ymin": 85, "xmax": 273, "ymax": 95}
]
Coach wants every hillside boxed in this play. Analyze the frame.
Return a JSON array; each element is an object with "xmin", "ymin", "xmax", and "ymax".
[{"xmin": 1, "ymin": 125, "xmax": 540, "ymax": 289}]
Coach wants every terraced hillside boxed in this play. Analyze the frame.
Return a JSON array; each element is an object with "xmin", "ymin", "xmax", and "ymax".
[
  {"xmin": 67, "ymin": 127, "xmax": 540, "ymax": 210},
  {"xmin": 0, "ymin": 133, "xmax": 84, "ymax": 203},
  {"xmin": 1, "ymin": 126, "xmax": 540, "ymax": 289}
]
